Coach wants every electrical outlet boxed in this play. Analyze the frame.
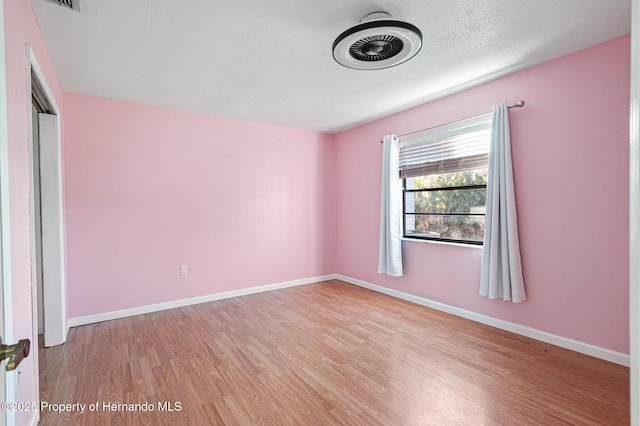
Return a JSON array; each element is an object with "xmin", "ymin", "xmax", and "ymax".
[{"xmin": 180, "ymin": 265, "xmax": 188, "ymax": 276}]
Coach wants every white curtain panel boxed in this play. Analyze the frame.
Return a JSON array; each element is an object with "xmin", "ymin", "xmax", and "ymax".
[
  {"xmin": 480, "ymin": 103, "xmax": 526, "ymax": 302},
  {"xmin": 378, "ymin": 135, "xmax": 403, "ymax": 277}
]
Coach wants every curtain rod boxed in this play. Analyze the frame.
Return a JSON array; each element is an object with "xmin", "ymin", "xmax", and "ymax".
[{"xmin": 380, "ymin": 100, "xmax": 526, "ymax": 143}]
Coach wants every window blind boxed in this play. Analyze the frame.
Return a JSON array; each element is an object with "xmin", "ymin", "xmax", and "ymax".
[{"xmin": 399, "ymin": 122, "xmax": 491, "ymax": 179}]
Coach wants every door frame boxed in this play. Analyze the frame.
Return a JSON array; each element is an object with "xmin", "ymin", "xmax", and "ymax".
[
  {"xmin": 630, "ymin": 1, "xmax": 640, "ymax": 424},
  {"xmin": 27, "ymin": 47, "xmax": 67, "ymax": 349}
]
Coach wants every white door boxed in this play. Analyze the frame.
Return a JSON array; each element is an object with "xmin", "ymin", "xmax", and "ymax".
[
  {"xmin": 0, "ymin": 0, "xmax": 9, "ymax": 423},
  {"xmin": 0, "ymin": 257, "xmax": 5, "ymax": 426},
  {"xmin": 36, "ymin": 112, "xmax": 66, "ymax": 348}
]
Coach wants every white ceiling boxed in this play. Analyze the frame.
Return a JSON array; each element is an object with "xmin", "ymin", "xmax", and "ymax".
[{"xmin": 30, "ymin": 0, "xmax": 630, "ymax": 133}]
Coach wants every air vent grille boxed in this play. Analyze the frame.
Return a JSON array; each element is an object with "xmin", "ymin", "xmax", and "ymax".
[
  {"xmin": 349, "ymin": 35, "xmax": 403, "ymax": 62},
  {"xmin": 44, "ymin": 0, "xmax": 80, "ymax": 12}
]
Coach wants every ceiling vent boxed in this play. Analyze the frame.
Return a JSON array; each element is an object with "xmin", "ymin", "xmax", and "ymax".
[
  {"xmin": 44, "ymin": 0, "xmax": 80, "ymax": 12},
  {"xmin": 332, "ymin": 11, "xmax": 422, "ymax": 70}
]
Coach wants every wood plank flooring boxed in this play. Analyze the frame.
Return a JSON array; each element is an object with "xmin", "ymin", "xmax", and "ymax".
[{"xmin": 38, "ymin": 280, "xmax": 629, "ymax": 425}]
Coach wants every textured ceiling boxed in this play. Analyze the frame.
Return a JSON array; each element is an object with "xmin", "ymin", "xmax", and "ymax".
[{"xmin": 30, "ymin": 0, "xmax": 630, "ymax": 133}]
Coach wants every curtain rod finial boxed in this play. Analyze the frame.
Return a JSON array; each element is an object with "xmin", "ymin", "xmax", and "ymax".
[{"xmin": 513, "ymin": 100, "xmax": 525, "ymax": 108}]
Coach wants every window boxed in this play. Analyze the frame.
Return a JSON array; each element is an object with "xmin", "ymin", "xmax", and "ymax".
[{"xmin": 400, "ymin": 119, "xmax": 491, "ymax": 245}]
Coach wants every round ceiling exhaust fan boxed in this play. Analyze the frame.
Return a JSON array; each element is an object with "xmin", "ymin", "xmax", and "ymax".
[{"xmin": 332, "ymin": 11, "xmax": 422, "ymax": 70}]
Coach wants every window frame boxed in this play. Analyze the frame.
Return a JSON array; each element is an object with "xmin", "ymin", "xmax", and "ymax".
[
  {"xmin": 402, "ymin": 179, "xmax": 487, "ymax": 246},
  {"xmin": 399, "ymin": 118, "xmax": 491, "ymax": 246}
]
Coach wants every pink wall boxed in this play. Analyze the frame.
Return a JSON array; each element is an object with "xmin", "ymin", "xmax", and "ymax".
[
  {"xmin": 4, "ymin": 0, "xmax": 65, "ymax": 422},
  {"xmin": 334, "ymin": 35, "xmax": 630, "ymax": 354},
  {"xmin": 62, "ymin": 35, "xmax": 632, "ymax": 357},
  {"xmin": 63, "ymin": 93, "xmax": 335, "ymax": 318}
]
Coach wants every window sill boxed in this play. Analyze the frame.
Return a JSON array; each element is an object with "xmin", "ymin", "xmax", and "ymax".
[{"xmin": 401, "ymin": 238, "xmax": 483, "ymax": 250}]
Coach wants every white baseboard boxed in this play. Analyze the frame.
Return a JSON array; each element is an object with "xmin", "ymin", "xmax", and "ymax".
[
  {"xmin": 67, "ymin": 275, "xmax": 336, "ymax": 328},
  {"xmin": 66, "ymin": 273, "xmax": 629, "ymax": 367},
  {"xmin": 335, "ymin": 274, "xmax": 630, "ymax": 367}
]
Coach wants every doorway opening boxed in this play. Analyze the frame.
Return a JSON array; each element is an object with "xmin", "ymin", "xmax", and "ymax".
[{"xmin": 28, "ymin": 50, "xmax": 67, "ymax": 351}]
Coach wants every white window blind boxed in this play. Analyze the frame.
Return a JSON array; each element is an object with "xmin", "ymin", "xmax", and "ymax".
[{"xmin": 399, "ymin": 121, "xmax": 491, "ymax": 178}]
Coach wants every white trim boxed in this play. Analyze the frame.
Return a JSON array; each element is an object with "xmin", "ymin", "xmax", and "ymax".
[
  {"xmin": 401, "ymin": 237, "xmax": 483, "ymax": 249},
  {"xmin": 336, "ymin": 274, "xmax": 630, "ymax": 367},
  {"xmin": 67, "ymin": 273, "xmax": 631, "ymax": 368},
  {"xmin": 630, "ymin": 0, "xmax": 640, "ymax": 422},
  {"xmin": 26, "ymin": 77, "xmax": 40, "ymax": 426},
  {"xmin": 28, "ymin": 47, "xmax": 67, "ymax": 347},
  {"xmin": 68, "ymin": 275, "xmax": 336, "ymax": 328},
  {"xmin": 28, "ymin": 51, "xmax": 59, "ymax": 116}
]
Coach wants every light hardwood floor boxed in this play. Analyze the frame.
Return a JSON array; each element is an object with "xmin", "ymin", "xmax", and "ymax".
[{"xmin": 38, "ymin": 280, "xmax": 629, "ymax": 425}]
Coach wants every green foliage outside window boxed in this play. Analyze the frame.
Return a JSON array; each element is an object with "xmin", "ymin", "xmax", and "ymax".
[{"xmin": 407, "ymin": 169, "xmax": 488, "ymax": 242}]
